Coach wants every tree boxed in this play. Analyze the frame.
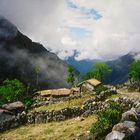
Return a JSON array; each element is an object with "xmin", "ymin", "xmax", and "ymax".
[
  {"xmin": 34, "ymin": 66, "xmax": 40, "ymax": 89},
  {"xmin": 66, "ymin": 65, "xmax": 75, "ymax": 86},
  {"xmin": 0, "ymin": 79, "xmax": 26, "ymax": 105},
  {"xmin": 128, "ymin": 60, "xmax": 140, "ymax": 89},
  {"xmin": 84, "ymin": 62, "xmax": 112, "ymax": 82}
]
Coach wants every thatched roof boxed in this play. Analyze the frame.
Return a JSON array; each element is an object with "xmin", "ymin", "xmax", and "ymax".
[
  {"xmin": 70, "ymin": 87, "xmax": 80, "ymax": 93},
  {"xmin": 39, "ymin": 88, "xmax": 71, "ymax": 97},
  {"xmin": 78, "ymin": 78, "xmax": 101, "ymax": 87}
]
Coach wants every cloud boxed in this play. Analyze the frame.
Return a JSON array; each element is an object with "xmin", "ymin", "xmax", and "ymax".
[
  {"xmin": 0, "ymin": 0, "xmax": 140, "ymax": 60},
  {"xmin": 61, "ymin": 36, "xmax": 79, "ymax": 46}
]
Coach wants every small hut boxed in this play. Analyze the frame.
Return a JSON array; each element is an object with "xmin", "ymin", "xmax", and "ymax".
[{"xmin": 77, "ymin": 78, "xmax": 101, "ymax": 93}]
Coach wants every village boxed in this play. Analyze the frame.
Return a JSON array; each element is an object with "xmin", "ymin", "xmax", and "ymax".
[{"xmin": 1, "ymin": 78, "xmax": 140, "ymax": 139}]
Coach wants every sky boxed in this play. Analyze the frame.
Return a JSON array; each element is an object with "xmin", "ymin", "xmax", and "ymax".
[{"xmin": 0, "ymin": 0, "xmax": 140, "ymax": 61}]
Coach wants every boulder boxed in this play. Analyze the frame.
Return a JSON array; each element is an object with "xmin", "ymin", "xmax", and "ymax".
[
  {"xmin": 105, "ymin": 131, "xmax": 125, "ymax": 140},
  {"xmin": 2, "ymin": 101, "xmax": 25, "ymax": 115},
  {"xmin": 113, "ymin": 121, "xmax": 137, "ymax": 134},
  {"xmin": 135, "ymin": 107, "xmax": 140, "ymax": 115},
  {"xmin": 0, "ymin": 108, "xmax": 14, "ymax": 123},
  {"xmin": 121, "ymin": 110, "xmax": 138, "ymax": 122}
]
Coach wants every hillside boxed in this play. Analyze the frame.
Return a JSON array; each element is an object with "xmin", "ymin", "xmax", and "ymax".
[
  {"xmin": 0, "ymin": 17, "xmax": 69, "ymax": 89},
  {"xmin": 67, "ymin": 53, "xmax": 135, "ymax": 84},
  {"xmin": 1, "ymin": 85, "xmax": 140, "ymax": 140}
]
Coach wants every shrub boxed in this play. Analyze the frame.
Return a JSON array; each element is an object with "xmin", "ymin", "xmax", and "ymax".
[
  {"xmin": 128, "ymin": 60, "xmax": 140, "ymax": 90},
  {"xmin": 0, "ymin": 79, "xmax": 26, "ymax": 105},
  {"xmin": 90, "ymin": 101, "xmax": 123, "ymax": 139},
  {"xmin": 23, "ymin": 96, "xmax": 34, "ymax": 108},
  {"xmin": 95, "ymin": 85, "xmax": 108, "ymax": 95}
]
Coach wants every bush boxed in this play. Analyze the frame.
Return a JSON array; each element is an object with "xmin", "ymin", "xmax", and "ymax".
[
  {"xmin": 90, "ymin": 101, "xmax": 123, "ymax": 139},
  {"xmin": 0, "ymin": 79, "xmax": 26, "ymax": 105},
  {"xmin": 95, "ymin": 85, "xmax": 108, "ymax": 95},
  {"xmin": 23, "ymin": 96, "xmax": 34, "ymax": 108}
]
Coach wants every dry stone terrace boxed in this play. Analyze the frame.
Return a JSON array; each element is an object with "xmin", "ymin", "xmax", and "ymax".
[
  {"xmin": 1, "ymin": 83, "xmax": 140, "ymax": 140},
  {"xmin": 0, "ymin": 85, "xmax": 140, "ymax": 134},
  {"xmin": 0, "ymin": 86, "xmax": 117, "ymax": 132}
]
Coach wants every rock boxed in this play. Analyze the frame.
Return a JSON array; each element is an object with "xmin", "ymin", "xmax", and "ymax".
[
  {"xmin": 82, "ymin": 110, "xmax": 92, "ymax": 117},
  {"xmin": 2, "ymin": 101, "xmax": 25, "ymax": 115},
  {"xmin": 0, "ymin": 108, "xmax": 14, "ymax": 123},
  {"xmin": 105, "ymin": 131, "xmax": 125, "ymax": 140},
  {"xmin": 92, "ymin": 101, "xmax": 96, "ymax": 105},
  {"xmin": 135, "ymin": 103, "xmax": 140, "ymax": 108},
  {"xmin": 121, "ymin": 110, "xmax": 138, "ymax": 122},
  {"xmin": 113, "ymin": 123, "xmax": 128, "ymax": 133},
  {"xmin": 135, "ymin": 107, "xmax": 140, "ymax": 115},
  {"xmin": 113, "ymin": 121, "xmax": 136, "ymax": 134}
]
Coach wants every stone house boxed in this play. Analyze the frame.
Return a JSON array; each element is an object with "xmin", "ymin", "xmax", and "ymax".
[{"xmin": 77, "ymin": 78, "xmax": 101, "ymax": 93}]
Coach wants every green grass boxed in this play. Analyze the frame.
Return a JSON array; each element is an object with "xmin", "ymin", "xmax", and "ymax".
[
  {"xmin": 107, "ymin": 94, "xmax": 119, "ymax": 100},
  {"xmin": 0, "ymin": 116, "xmax": 97, "ymax": 140},
  {"xmin": 30, "ymin": 94, "xmax": 94, "ymax": 112}
]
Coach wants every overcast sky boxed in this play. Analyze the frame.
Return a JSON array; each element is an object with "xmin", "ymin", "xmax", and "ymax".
[{"xmin": 0, "ymin": 0, "xmax": 140, "ymax": 61}]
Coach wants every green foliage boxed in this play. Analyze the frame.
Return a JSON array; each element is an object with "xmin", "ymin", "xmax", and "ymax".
[
  {"xmin": 128, "ymin": 60, "xmax": 140, "ymax": 87},
  {"xmin": 90, "ymin": 101, "xmax": 123, "ymax": 139},
  {"xmin": 84, "ymin": 71, "xmax": 94, "ymax": 80},
  {"xmin": 34, "ymin": 66, "xmax": 41, "ymax": 89},
  {"xmin": 0, "ymin": 79, "xmax": 26, "ymax": 104},
  {"xmin": 84, "ymin": 62, "xmax": 112, "ymax": 82},
  {"xmin": 0, "ymin": 79, "xmax": 34, "ymax": 108},
  {"xmin": 0, "ymin": 79, "xmax": 26, "ymax": 105},
  {"xmin": 95, "ymin": 85, "xmax": 108, "ymax": 95},
  {"xmin": 66, "ymin": 65, "xmax": 75, "ymax": 86},
  {"xmin": 23, "ymin": 96, "xmax": 34, "ymax": 108}
]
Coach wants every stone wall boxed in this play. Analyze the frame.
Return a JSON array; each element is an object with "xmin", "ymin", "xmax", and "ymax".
[
  {"xmin": 105, "ymin": 106, "xmax": 140, "ymax": 140},
  {"xmin": 1, "ymin": 89, "xmax": 140, "ymax": 133},
  {"xmin": 32, "ymin": 93, "xmax": 82, "ymax": 108}
]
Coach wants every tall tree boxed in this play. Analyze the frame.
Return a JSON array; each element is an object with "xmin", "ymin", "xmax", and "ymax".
[
  {"xmin": 66, "ymin": 65, "xmax": 75, "ymax": 86},
  {"xmin": 128, "ymin": 60, "xmax": 140, "ymax": 90},
  {"xmin": 34, "ymin": 66, "xmax": 40, "ymax": 89},
  {"xmin": 84, "ymin": 62, "xmax": 112, "ymax": 82}
]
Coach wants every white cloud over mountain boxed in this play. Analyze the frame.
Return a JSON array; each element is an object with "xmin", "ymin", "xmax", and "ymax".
[{"xmin": 0, "ymin": 0, "xmax": 140, "ymax": 60}]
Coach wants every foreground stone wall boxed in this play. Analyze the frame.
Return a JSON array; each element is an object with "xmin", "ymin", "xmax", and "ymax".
[
  {"xmin": 105, "ymin": 106, "xmax": 140, "ymax": 140},
  {"xmin": 1, "ymin": 89, "xmax": 140, "ymax": 133}
]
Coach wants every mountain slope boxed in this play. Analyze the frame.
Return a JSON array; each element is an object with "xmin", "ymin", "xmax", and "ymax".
[
  {"xmin": 0, "ymin": 17, "xmax": 69, "ymax": 89},
  {"xmin": 66, "ymin": 53, "xmax": 135, "ymax": 84},
  {"xmin": 105, "ymin": 53, "xmax": 134, "ymax": 84}
]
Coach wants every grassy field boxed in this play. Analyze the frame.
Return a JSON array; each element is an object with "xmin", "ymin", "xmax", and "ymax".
[
  {"xmin": 30, "ymin": 94, "xmax": 94, "ymax": 112},
  {"xmin": 1, "ymin": 91, "xmax": 123, "ymax": 140},
  {"xmin": 0, "ymin": 115, "xmax": 97, "ymax": 140}
]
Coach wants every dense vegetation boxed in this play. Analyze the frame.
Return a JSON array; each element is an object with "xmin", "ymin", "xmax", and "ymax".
[
  {"xmin": 95, "ymin": 85, "xmax": 108, "ymax": 95},
  {"xmin": 90, "ymin": 101, "xmax": 123, "ymax": 140},
  {"xmin": 66, "ymin": 65, "xmax": 75, "ymax": 86},
  {"xmin": 84, "ymin": 62, "xmax": 112, "ymax": 82},
  {"xmin": 0, "ymin": 79, "xmax": 34, "ymax": 107},
  {"xmin": 66, "ymin": 65, "xmax": 81, "ymax": 86},
  {"xmin": 129, "ymin": 60, "xmax": 140, "ymax": 90}
]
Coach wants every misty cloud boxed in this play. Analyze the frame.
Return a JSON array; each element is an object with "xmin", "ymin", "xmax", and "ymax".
[{"xmin": 0, "ymin": 0, "xmax": 140, "ymax": 60}]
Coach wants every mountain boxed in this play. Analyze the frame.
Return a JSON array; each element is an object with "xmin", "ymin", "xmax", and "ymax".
[
  {"xmin": 66, "ymin": 57, "xmax": 95, "ymax": 74},
  {"xmin": 66, "ymin": 53, "xmax": 136, "ymax": 84},
  {"xmin": 0, "ymin": 17, "xmax": 70, "ymax": 89},
  {"xmin": 105, "ymin": 53, "xmax": 134, "ymax": 84}
]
